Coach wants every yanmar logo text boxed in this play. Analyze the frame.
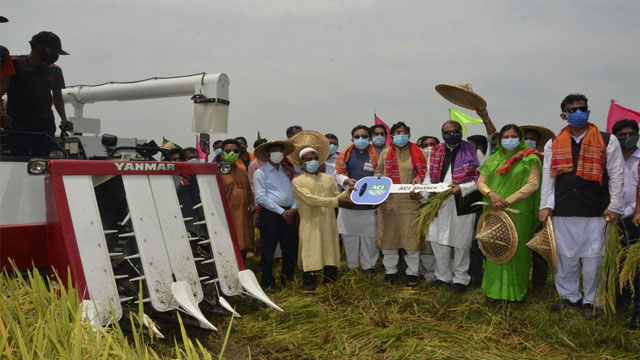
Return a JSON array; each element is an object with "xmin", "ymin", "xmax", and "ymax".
[{"xmin": 113, "ymin": 162, "xmax": 176, "ymax": 171}]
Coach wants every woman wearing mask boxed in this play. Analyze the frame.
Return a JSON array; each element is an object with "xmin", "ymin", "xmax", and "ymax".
[
  {"xmin": 477, "ymin": 124, "xmax": 542, "ymax": 302},
  {"xmin": 374, "ymin": 121, "xmax": 427, "ymax": 287}
]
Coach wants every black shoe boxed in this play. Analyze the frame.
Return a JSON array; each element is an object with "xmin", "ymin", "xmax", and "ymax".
[
  {"xmin": 362, "ymin": 268, "xmax": 375, "ymax": 278},
  {"xmin": 451, "ymin": 283, "xmax": 467, "ymax": 293},
  {"xmin": 407, "ymin": 275, "xmax": 419, "ymax": 287},
  {"xmin": 303, "ymin": 282, "xmax": 317, "ymax": 291},
  {"xmin": 582, "ymin": 303, "xmax": 601, "ymax": 319},
  {"xmin": 433, "ymin": 279, "xmax": 447, "ymax": 287},
  {"xmin": 626, "ymin": 313, "xmax": 640, "ymax": 330},
  {"xmin": 280, "ymin": 273, "xmax": 294, "ymax": 286},
  {"xmin": 383, "ymin": 273, "xmax": 397, "ymax": 284},
  {"xmin": 550, "ymin": 299, "xmax": 581, "ymax": 312}
]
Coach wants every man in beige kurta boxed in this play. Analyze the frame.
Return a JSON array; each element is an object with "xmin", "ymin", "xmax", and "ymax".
[
  {"xmin": 374, "ymin": 121, "xmax": 424, "ymax": 286},
  {"xmin": 292, "ymin": 147, "xmax": 353, "ymax": 290}
]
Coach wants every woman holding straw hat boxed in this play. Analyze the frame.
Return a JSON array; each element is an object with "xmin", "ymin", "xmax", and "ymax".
[{"xmin": 477, "ymin": 124, "xmax": 543, "ymax": 302}]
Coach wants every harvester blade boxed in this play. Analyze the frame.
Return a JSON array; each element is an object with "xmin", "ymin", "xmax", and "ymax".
[
  {"xmin": 171, "ymin": 281, "xmax": 217, "ymax": 331},
  {"xmin": 238, "ymin": 270, "xmax": 284, "ymax": 312}
]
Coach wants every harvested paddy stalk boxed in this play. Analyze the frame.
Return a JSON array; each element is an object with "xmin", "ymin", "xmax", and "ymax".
[
  {"xmin": 414, "ymin": 189, "xmax": 454, "ymax": 243},
  {"xmin": 619, "ymin": 240, "xmax": 640, "ymax": 295},
  {"xmin": 597, "ymin": 223, "xmax": 623, "ymax": 315}
]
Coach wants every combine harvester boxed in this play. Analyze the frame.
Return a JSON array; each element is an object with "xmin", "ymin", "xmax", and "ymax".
[{"xmin": 0, "ymin": 73, "xmax": 282, "ymax": 333}]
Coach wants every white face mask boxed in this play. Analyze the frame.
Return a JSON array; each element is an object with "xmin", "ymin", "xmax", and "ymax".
[{"xmin": 269, "ymin": 151, "xmax": 284, "ymax": 164}]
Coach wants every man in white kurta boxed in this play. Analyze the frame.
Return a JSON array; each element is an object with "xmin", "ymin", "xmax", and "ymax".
[
  {"xmin": 292, "ymin": 147, "xmax": 353, "ymax": 290},
  {"xmin": 421, "ymin": 151, "xmax": 477, "ymax": 289},
  {"xmin": 419, "ymin": 121, "xmax": 479, "ymax": 291},
  {"xmin": 539, "ymin": 94, "xmax": 624, "ymax": 315}
]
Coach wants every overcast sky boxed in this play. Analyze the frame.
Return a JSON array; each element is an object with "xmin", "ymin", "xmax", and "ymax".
[{"xmin": 3, "ymin": 0, "xmax": 639, "ymax": 150}]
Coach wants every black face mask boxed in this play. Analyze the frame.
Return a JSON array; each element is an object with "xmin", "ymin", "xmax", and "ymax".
[
  {"xmin": 42, "ymin": 53, "xmax": 59, "ymax": 65},
  {"xmin": 443, "ymin": 134, "xmax": 462, "ymax": 146}
]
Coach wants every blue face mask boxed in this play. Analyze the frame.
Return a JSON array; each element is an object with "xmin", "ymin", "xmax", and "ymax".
[
  {"xmin": 524, "ymin": 139, "xmax": 537, "ymax": 149},
  {"xmin": 393, "ymin": 134, "xmax": 409, "ymax": 147},
  {"xmin": 566, "ymin": 109, "xmax": 589, "ymax": 127},
  {"xmin": 353, "ymin": 137, "xmax": 369, "ymax": 150},
  {"xmin": 372, "ymin": 136, "xmax": 386, "ymax": 147},
  {"xmin": 329, "ymin": 144, "xmax": 338, "ymax": 155},
  {"xmin": 213, "ymin": 148, "xmax": 222, "ymax": 156},
  {"xmin": 501, "ymin": 138, "xmax": 520, "ymax": 151},
  {"xmin": 305, "ymin": 160, "xmax": 320, "ymax": 173}
]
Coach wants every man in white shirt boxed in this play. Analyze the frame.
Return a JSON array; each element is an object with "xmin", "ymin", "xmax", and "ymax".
[{"xmin": 539, "ymin": 94, "xmax": 624, "ymax": 318}]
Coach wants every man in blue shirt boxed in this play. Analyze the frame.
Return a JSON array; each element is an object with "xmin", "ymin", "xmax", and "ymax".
[
  {"xmin": 253, "ymin": 140, "xmax": 299, "ymax": 289},
  {"xmin": 334, "ymin": 125, "xmax": 380, "ymax": 276}
]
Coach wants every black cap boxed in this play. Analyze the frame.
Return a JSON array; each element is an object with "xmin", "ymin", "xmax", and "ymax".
[
  {"xmin": 0, "ymin": 15, "xmax": 8, "ymax": 23},
  {"xmin": 31, "ymin": 31, "xmax": 69, "ymax": 55}
]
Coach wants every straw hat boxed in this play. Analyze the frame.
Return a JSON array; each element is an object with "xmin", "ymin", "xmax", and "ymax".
[
  {"xmin": 254, "ymin": 140, "xmax": 295, "ymax": 161},
  {"xmin": 435, "ymin": 83, "xmax": 487, "ymax": 111},
  {"xmin": 526, "ymin": 218, "xmax": 557, "ymax": 274},
  {"xmin": 476, "ymin": 210, "xmax": 518, "ymax": 264},
  {"xmin": 287, "ymin": 130, "xmax": 330, "ymax": 167},
  {"xmin": 520, "ymin": 124, "xmax": 555, "ymax": 151},
  {"xmin": 160, "ymin": 141, "xmax": 176, "ymax": 150}
]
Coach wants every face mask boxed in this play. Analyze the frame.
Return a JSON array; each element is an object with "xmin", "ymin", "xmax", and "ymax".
[
  {"xmin": 305, "ymin": 160, "xmax": 320, "ymax": 173},
  {"xmin": 213, "ymin": 148, "xmax": 222, "ymax": 156},
  {"xmin": 222, "ymin": 152, "xmax": 239, "ymax": 163},
  {"xmin": 42, "ymin": 53, "xmax": 59, "ymax": 65},
  {"xmin": 501, "ymin": 138, "xmax": 520, "ymax": 151},
  {"xmin": 443, "ymin": 134, "xmax": 462, "ymax": 146},
  {"xmin": 269, "ymin": 151, "xmax": 284, "ymax": 164},
  {"xmin": 372, "ymin": 136, "xmax": 386, "ymax": 147},
  {"xmin": 566, "ymin": 109, "xmax": 589, "ymax": 127},
  {"xmin": 393, "ymin": 134, "xmax": 409, "ymax": 147},
  {"xmin": 187, "ymin": 158, "xmax": 200, "ymax": 163},
  {"xmin": 620, "ymin": 135, "xmax": 639, "ymax": 149},
  {"xmin": 353, "ymin": 138, "xmax": 369, "ymax": 150},
  {"xmin": 524, "ymin": 139, "xmax": 537, "ymax": 149},
  {"xmin": 329, "ymin": 144, "xmax": 338, "ymax": 155}
]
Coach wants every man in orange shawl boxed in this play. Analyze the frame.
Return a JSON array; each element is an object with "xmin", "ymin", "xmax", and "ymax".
[
  {"xmin": 539, "ymin": 93, "xmax": 624, "ymax": 318},
  {"xmin": 334, "ymin": 125, "xmax": 380, "ymax": 275}
]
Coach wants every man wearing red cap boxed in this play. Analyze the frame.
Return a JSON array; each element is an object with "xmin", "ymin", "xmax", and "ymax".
[{"xmin": 1, "ymin": 31, "xmax": 72, "ymax": 156}]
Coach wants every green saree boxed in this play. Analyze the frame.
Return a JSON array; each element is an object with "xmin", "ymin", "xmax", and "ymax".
[{"xmin": 478, "ymin": 138, "xmax": 542, "ymax": 301}]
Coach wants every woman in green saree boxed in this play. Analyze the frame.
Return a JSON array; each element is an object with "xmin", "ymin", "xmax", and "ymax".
[{"xmin": 477, "ymin": 124, "xmax": 543, "ymax": 302}]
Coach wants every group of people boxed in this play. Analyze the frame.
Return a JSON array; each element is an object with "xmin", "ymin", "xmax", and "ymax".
[
  {"xmin": 184, "ymin": 93, "xmax": 638, "ymax": 330},
  {"xmin": 2, "ymin": 26, "xmax": 638, "ymax": 331}
]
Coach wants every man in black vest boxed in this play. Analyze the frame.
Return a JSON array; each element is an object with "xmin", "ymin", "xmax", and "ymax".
[{"xmin": 539, "ymin": 93, "xmax": 624, "ymax": 318}]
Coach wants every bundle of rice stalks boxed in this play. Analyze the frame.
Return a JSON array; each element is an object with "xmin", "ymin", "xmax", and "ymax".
[
  {"xmin": 596, "ymin": 223, "xmax": 623, "ymax": 315},
  {"xmin": 414, "ymin": 189, "xmax": 453, "ymax": 241},
  {"xmin": 619, "ymin": 240, "xmax": 640, "ymax": 295}
]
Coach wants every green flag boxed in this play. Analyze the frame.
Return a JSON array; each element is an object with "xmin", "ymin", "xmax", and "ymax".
[
  {"xmin": 449, "ymin": 108, "xmax": 483, "ymax": 135},
  {"xmin": 257, "ymin": 130, "xmax": 263, "ymax": 141},
  {"xmin": 162, "ymin": 136, "xmax": 182, "ymax": 150}
]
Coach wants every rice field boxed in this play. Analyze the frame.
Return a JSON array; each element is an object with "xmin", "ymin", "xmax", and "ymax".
[{"xmin": 2, "ymin": 258, "xmax": 639, "ymax": 359}]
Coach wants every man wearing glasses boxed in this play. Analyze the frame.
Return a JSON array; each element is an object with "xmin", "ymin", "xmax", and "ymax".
[
  {"xmin": 414, "ymin": 121, "xmax": 480, "ymax": 292},
  {"xmin": 539, "ymin": 94, "xmax": 624, "ymax": 318},
  {"xmin": 334, "ymin": 125, "xmax": 380, "ymax": 275},
  {"xmin": 218, "ymin": 139, "xmax": 255, "ymax": 263}
]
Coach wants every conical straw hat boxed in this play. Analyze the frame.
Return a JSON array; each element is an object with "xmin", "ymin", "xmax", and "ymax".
[
  {"xmin": 526, "ymin": 218, "xmax": 557, "ymax": 274},
  {"xmin": 435, "ymin": 83, "xmax": 487, "ymax": 111},
  {"xmin": 476, "ymin": 209, "xmax": 518, "ymax": 264},
  {"xmin": 287, "ymin": 130, "xmax": 330, "ymax": 167}
]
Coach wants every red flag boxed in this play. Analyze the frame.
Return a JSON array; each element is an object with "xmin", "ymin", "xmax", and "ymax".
[
  {"xmin": 195, "ymin": 135, "xmax": 207, "ymax": 159},
  {"xmin": 606, "ymin": 100, "xmax": 640, "ymax": 133},
  {"xmin": 374, "ymin": 113, "xmax": 392, "ymax": 146}
]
